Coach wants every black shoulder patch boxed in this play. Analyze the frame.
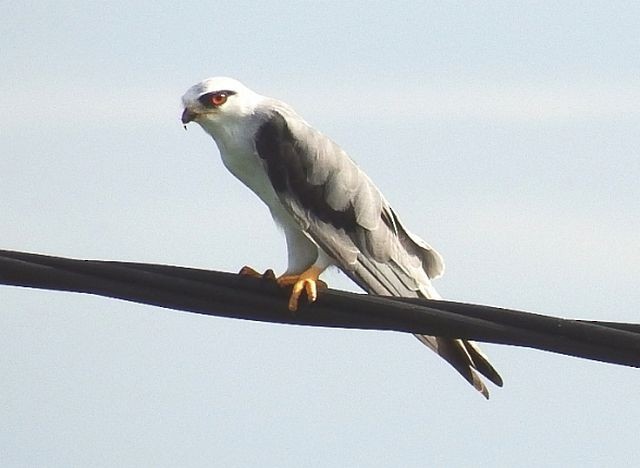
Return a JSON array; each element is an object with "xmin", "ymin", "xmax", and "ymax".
[
  {"xmin": 255, "ymin": 113, "xmax": 358, "ymax": 231},
  {"xmin": 255, "ymin": 112, "xmax": 293, "ymax": 193}
]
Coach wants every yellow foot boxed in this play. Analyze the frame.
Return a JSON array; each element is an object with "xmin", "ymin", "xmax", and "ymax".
[
  {"xmin": 238, "ymin": 266, "xmax": 276, "ymax": 281},
  {"xmin": 277, "ymin": 266, "xmax": 328, "ymax": 311}
]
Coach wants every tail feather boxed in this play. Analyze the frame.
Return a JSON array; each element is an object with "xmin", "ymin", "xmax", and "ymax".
[
  {"xmin": 416, "ymin": 283, "xmax": 502, "ymax": 396},
  {"xmin": 346, "ymin": 254, "xmax": 503, "ymax": 398},
  {"xmin": 463, "ymin": 340, "xmax": 504, "ymax": 388},
  {"xmin": 415, "ymin": 334, "xmax": 490, "ymax": 399}
]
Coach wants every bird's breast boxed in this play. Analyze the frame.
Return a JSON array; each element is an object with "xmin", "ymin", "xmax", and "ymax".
[{"xmin": 218, "ymin": 139, "xmax": 283, "ymax": 212}]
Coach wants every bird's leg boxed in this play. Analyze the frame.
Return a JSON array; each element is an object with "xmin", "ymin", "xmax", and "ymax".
[
  {"xmin": 277, "ymin": 266, "xmax": 328, "ymax": 311},
  {"xmin": 238, "ymin": 266, "xmax": 276, "ymax": 281}
]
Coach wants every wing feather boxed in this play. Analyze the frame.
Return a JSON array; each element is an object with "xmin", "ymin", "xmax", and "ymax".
[{"xmin": 254, "ymin": 109, "xmax": 502, "ymax": 396}]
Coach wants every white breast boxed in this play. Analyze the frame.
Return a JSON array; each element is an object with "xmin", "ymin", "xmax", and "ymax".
[
  {"xmin": 207, "ymin": 122, "xmax": 300, "ymax": 235},
  {"xmin": 200, "ymin": 115, "xmax": 329, "ymax": 274},
  {"xmin": 219, "ymin": 138, "xmax": 281, "ymax": 208}
]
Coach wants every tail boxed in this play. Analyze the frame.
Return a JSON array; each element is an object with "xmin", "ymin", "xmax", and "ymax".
[
  {"xmin": 347, "ymin": 251, "xmax": 503, "ymax": 399},
  {"xmin": 415, "ymin": 282, "xmax": 503, "ymax": 399}
]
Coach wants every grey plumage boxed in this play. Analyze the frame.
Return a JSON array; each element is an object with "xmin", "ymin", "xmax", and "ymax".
[
  {"xmin": 255, "ymin": 108, "xmax": 502, "ymax": 397},
  {"xmin": 181, "ymin": 77, "xmax": 502, "ymax": 397}
]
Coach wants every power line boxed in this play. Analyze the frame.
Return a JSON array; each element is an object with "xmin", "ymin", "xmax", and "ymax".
[{"xmin": 1, "ymin": 249, "xmax": 639, "ymax": 368}]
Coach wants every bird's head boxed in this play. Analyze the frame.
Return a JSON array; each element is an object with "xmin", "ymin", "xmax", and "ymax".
[{"xmin": 181, "ymin": 77, "xmax": 262, "ymax": 134}]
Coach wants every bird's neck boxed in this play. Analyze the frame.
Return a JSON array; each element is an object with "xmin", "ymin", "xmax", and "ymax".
[{"xmin": 202, "ymin": 116, "xmax": 259, "ymax": 154}]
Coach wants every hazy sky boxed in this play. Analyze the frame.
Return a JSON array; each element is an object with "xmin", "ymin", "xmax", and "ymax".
[{"xmin": 2, "ymin": 2, "xmax": 640, "ymax": 467}]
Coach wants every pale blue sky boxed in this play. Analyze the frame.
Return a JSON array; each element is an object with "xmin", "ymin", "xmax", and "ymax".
[{"xmin": 2, "ymin": 2, "xmax": 640, "ymax": 467}]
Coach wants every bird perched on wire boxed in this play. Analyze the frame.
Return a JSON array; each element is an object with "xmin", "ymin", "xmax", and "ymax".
[{"xmin": 181, "ymin": 77, "xmax": 502, "ymax": 397}]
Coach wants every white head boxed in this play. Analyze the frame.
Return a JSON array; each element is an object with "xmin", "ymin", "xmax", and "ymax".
[{"xmin": 181, "ymin": 77, "xmax": 264, "ymax": 135}]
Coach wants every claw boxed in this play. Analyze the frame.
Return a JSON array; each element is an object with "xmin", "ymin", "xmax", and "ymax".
[
  {"xmin": 238, "ymin": 265, "xmax": 262, "ymax": 278},
  {"xmin": 239, "ymin": 265, "xmax": 327, "ymax": 311},
  {"xmin": 277, "ymin": 266, "xmax": 327, "ymax": 311},
  {"xmin": 238, "ymin": 266, "xmax": 277, "ymax": 282},
  {"xmin": 262, "ymin": 268, "xmax": 277, "ymax": 281},
  {"xmin": 289, "ymin": 278, "xmax": 317, "ymax": 310}
]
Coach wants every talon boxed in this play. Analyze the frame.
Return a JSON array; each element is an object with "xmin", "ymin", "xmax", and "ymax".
[
  {"xmin": 276, "ymin": 266, "xmax": 326, "ymax": 311},
  {"xmin": 263, "ymin": 269, "xmax": 277, "ymax": 281},
  {"xmin": 239, "ymin": 266, "xmax": 277, "ymax": 282},
  {"xmin": 238, "ymin": 265, "xmax": 262, "ymax": 278},
  {"xmin": 305, "ymin": 280, "xmax": 317, "ymax": 302},
  {"xmin": 288, "ymin": 278, "xmax": 318, "ymax": 311}
]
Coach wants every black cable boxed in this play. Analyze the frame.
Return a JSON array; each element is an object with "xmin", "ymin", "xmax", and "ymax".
[{"xmin": 1, "ymin": 249, "xmax": 639, "ymax": 368}]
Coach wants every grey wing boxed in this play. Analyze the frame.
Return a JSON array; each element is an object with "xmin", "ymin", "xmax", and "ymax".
[{"xmin": 254, "ymin": 110, "xmax": 502, "ymax": 396}]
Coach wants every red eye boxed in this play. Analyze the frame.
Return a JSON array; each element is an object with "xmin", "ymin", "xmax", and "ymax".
[{"xmin": 211, "ymin": 92, "xmax": 228, "ymax": 106}]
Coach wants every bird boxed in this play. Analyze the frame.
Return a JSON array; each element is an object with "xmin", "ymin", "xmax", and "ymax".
[{"xmin": 181, "ymin": 76, "xmax": 503, "ymax": 398}]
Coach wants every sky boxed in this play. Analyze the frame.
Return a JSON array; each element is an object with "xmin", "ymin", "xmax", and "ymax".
[{"xmin": 2, "ymin": 1, "xmax": 640, "ymax": 466}]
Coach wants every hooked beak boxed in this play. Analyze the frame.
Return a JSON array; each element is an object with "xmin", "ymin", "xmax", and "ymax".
[{"xmin": 181, "ymin": 108, "xmax": 197, "ymax": 127}]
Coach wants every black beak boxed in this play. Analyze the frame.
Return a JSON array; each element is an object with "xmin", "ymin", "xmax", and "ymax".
[{"xmin": 181, "ymin": 108, "xmax": 197, "ymax": 125}]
